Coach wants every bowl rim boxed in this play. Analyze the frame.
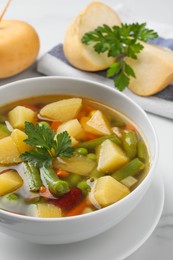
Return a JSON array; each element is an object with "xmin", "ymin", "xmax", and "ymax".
[{"xmin": 0, "ymin": 76, "xmax": 159, "ymax": 222}]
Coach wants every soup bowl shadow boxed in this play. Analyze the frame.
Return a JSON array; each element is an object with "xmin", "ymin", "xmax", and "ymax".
[{"xmin": 0, "ymin": 76, "xmax": 158, "ymax": 244}]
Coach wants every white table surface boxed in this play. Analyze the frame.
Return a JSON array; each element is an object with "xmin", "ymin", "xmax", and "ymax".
[{"xmin": 0, "ymin": 0, "xmax": 173, "ymax": 259}]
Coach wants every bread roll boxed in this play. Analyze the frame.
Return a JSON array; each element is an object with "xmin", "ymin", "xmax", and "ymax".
[
  {"xmin": 63, "ymin": 2, "xmax": 121, "ymax": 71},
  {"xmin": 127, "ymin": 42, "xmax": 173, "ymax": 96}
]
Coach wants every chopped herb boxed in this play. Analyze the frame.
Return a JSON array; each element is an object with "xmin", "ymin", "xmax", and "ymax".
[{"xmin": 20, "ymin": 122, "xmax": 74, "ymax": 168}]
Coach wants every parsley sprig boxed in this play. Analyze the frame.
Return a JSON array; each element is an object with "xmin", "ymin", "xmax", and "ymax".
[
  {"xmin": 20, "ymin": 122, "xmax": 74, "ymax": 168},
  {"xmin": 82, "ymin": 23, "xmax": 158, "ymax": 91}
]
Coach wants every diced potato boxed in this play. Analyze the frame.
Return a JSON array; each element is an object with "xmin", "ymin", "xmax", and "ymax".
[
  {"xmin": 11, "ymin": 129, "xmax": 32, "ymax": 154},
  {"xmin": 8, "ymin": 106, "xmax": 36, "ymax": 130},
  {"xmin": 54, "ymin": 156, "xmax": 96, "ymax": 176},
  {"xmin": 82, "ymin": 207, "xmax": 94, "ymax": 214},
  {"xmin": 54, "ymin": 134, "xmax": 78, "ymax": 147},
  {"xmin": 80, "ymin": 116, "xmax": 95, "ymax": 133},
  {"xmin": 40, "ymin": 98, "xmax": 82, "ymax": 122},
  {"xmin": 29, "ymin": 203, "xmax": 62, "ymax": 218},
  {"xmin": 97, "ymin": 139, "xmax": 129, "ymax": 173},
  {"xmin": 86, "ymin": 110, "xmax": 112, "ymax": 136},
  {"xmin": 0, "ymin": 170, "xmax": 23, "ymax": 196},
  {"xmin": 70, "ymin": 136, "xmax": 79, "ymax": 147},
  {"xmin": 94, "ymin": 176, "xmax": 130, "ymax": 207},
  {"xmin": 57, "ymin": 119, "xmax": 85, "ymax": 140},
  {"xmin": 0, "ymin": 136, "xmax": 21, "ymax": 165}
]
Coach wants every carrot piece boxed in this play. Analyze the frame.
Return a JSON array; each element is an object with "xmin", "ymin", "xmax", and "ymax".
[
  {"xmin": 39, "ymin": 186, "xmax": 47, "ymax": 193},
  {"xmin": 51, "ymin": 121, "xmax": 61, "ymax": 131},
  {"xmin": 22, "ymin": 105, "xmax": 37, "ymax": 111},
  {"xmin": 65, "ymin": 199, "xmax": 87, "ymax": 217},
  {"xmin": 56, "ymin": 169, "xmax": 69, "ymax": 178},
  {"xmin": 124, "ymin": 123, "xmax": 136, "ymax": 131},
  {"xmin": 39, "ymin": 187, "xmax": 52, "ymax": 199},
  {"xmin": 80, "ymin": 116, "xmax": 90, "ymax": 126},
  {"xmin": 85, "ymin": 132, "xmax": 98, "ymax": 140},
  {"xmin": 77, "ymin": 110, "xmax": 87, "ymax": 120},
  {"xmin": 83, "ymin": 105, "xmax": 94, "ymax": 113}
]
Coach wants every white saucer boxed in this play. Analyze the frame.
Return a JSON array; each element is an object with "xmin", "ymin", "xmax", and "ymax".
[
  {"xmin": 0, "ymin": 173, "xmax": 164, "ymax": 260},
  {"xmin": 54, "ymin": 173, "xmax": 164, "ymax": 260}
]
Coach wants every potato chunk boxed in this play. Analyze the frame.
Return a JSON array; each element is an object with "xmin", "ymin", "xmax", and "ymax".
[
  {"xmin": 0, "ymin": 170, "xmax": 23, "ymax": 196},
  {"xmin": 40, "ymin": 98, "xmax": 82, "ymax": 122},
  {"xmin": 94, "ymin": 176, "xmax": 130, "ymax": 207},
  {"xmin": 30, "ymin": 203, "xmax": 62, "ymax": 218},
  {"xmin": 70, "ymin": 136, "xmax": 79, "ymax": 147},
  {"xmin": 11, "ymin": 129, "xmax": 31, "ymax": 154},
  {"xmin": 97, "ymin": 139, "xmax": 128, "ymax": 173},
  {"xmin": 0, "ymin": 136, "xmax": 21, "ymax": 165},
  {"xmin": 86, "ymin": 110, "xmax": 111, "ymax": 136},
  {"xmin": 8, "ymin": 106, "xmax": 36, "ymax": 129},
  {"xmin": 57, "ymin": 119, "xmax": 85, "ymax": 140}
]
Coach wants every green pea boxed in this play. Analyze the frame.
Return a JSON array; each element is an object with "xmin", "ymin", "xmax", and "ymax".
[
  {"xmin": 75, "ymin": 147, "xmax": 88, "ymax": 155},
  {"xmin": 87, "ymin": 153, "xmax": 97, "ymax": 160},
  {"xmin": 68, "ymin": 173, "xmax": 82, "ymax": 186},
  {"xmin": 77, "ymin": 180, "xmax": 91, "ymax": 195},
  {"xmin": 38, "ymin": 121, "xmax": 50, "ymax": 128}
]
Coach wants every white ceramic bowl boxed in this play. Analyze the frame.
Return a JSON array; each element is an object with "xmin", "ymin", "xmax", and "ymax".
[{"xmin": 0, "ymin": 76, "xmax": 158, "ymax": 244}]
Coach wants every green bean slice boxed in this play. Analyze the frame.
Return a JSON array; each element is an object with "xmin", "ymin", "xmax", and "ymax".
[
  {"xmin": 137, "ymin": 140, "xmax": 148, "ymax": 162},
  {"xmin": 24, "ymin": 162, "xmax": 43, "ymax": 192},
  {"xmin": 40, "ymin": 167, "xmax": 70, "ymax": 196},
  {"xmin": 122, "ymin": 130, "xmax": 138, "ymax": 159},
  {"xmin": 112, "ymin": 158, "xmax": 145, "ymax": 181},
  {"xmin": 76, "ymin": 135, "xmax": 121, "ymax": 150}
]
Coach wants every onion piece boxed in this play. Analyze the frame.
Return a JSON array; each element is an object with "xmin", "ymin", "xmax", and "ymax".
[
  {"xmin": 37, "ymin": 113, "xmax": 55, "ymax": 122},
  {"xmin": 5, "ymin": 120, "xmax": 13, "ymax": 132},
  {"xmin": 87, "ymin": 179, "xmax": 101, "ymax": 210}
]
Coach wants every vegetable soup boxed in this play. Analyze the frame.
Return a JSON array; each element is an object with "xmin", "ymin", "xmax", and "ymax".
[{"xmin": 0, "ymin": 96, "xmax": 149, "ymax": 218}]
